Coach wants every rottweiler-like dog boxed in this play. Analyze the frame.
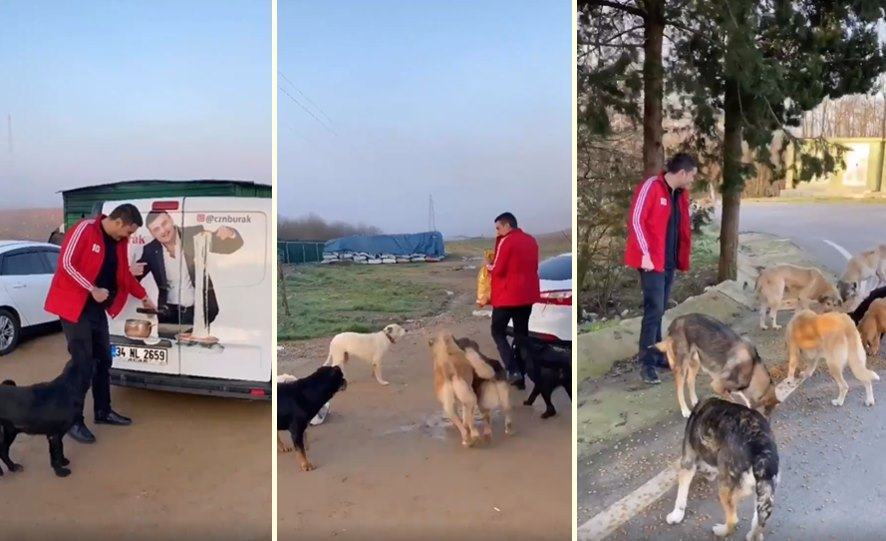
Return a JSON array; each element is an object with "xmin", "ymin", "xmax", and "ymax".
[
  {"xmin": 666, "ymin": 397, "xmax": 779, "ymax": 541},
  {"xmin": 277, "ymin": 365, "xmax": 347, "ymax": 472},
  {"xmin": 514, "ymin": 336, "xmax": 571, "ymax": 418},
  {"xmin": 0, "ymin": 358, "xmax": 95, "ymax": 477}
]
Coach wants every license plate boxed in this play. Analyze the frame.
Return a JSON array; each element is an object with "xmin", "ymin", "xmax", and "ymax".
[{"xmin": 111, "ymin": 344, "xmax": 167, "ymax": 365}]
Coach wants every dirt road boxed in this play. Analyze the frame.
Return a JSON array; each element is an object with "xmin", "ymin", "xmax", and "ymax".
[
  {"xmin": 277, "ymin": 261, "xmax": 571, "ymax": 541},
  {"xmin": 0, "ymin": 330, "xmax": 270, "ymax": 540}
]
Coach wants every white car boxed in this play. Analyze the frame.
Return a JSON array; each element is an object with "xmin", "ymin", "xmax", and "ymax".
[
  {"xmin": 508, "ymin": 252, "xmax": 572, "ymax": 348},
  {"xmin": 0, "ymin": 241, "xmax": 61, "ymax": 355}
]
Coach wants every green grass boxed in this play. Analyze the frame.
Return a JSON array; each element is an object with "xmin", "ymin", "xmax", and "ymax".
[
  {"xmin": 446, "ymin": 232, "xmax": 571, "ymax": 260},
  {"xmin": 277, "ymin": 264, "xmax": 449, "ymax": 341}
]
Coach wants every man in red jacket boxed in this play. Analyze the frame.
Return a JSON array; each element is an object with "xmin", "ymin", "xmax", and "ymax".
[
  {"xmin": 45, "ymin": 204, "xmax": 156, "ymax": 443},
  {"xmin": 625, "ymin": 153, "xmax": 696, "ymax": 384},
  {"xmin": 489, "ymin": 212, "xmax": 540, "ymax": 388}
]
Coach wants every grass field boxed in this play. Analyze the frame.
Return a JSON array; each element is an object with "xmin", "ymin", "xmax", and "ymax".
[
  {"xmin": 447, "ymin": 231, "xmax": 571, "ymax": 259},
  {"xmin": 277, "ymin": 263, "xmax": 450, "ymax": 341},
  {"xmin": 279, "ymin": 231, "xmax": 572, "ymax": 341}
]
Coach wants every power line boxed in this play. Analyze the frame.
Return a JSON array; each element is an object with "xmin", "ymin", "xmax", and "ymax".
[
  {"xmin": 278, "ymin": 71, "xmax": 335, "ymax": 127},
  {"xmin": 279, "ymin": 86, "xmax": 337, "ymax": 137}
]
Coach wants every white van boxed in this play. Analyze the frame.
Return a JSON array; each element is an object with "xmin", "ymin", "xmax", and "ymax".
[{"xmin": 101, "ymin": 196, "xmax": 272, "ymax": 399}]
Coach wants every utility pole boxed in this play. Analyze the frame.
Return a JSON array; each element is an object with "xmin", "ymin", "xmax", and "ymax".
[{"xmin": 428, "ymin": 194, "xmax": 437, "ymax": 232}]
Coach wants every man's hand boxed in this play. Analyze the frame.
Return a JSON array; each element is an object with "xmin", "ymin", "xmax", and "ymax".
[
  {"xmin": 486, "ymin": 264, "xmax": 494, "ymax": 272},
  {"xmin": 91, "ymin": 288, "xmax": 109, "ymax": 303},
  {"xmin": 130, "ymin": 262, "xmax": 146, "ymax": 276},
  {"xmin": 641, "ymin": 254, "xmax": 654, "ymax": 271},
  {"xmin": 215, "ymin": 226, "xmax": 236, "ymax": 240},
  {"xmin": 141, "ymin": 297, "xmax": 157, "ymax": 312}
]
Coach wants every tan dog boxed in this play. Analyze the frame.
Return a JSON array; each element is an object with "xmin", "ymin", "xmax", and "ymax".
[
  {"xmin": 838, "ymin": 245, "xmax": 886, "ymax": 303},
  {"xmin": 858, "ymin": 298, "xmax": 886, "ymax": 356},
  {"xmin": 324, "ymin": 324, "xmax": 406, "ymax": 386},
  {"xmin": 427, "ymin": 331, "xmax": 513, "ymax": 447},
  {"xmin": 755, "ymin": 264, "xmax": 842, "ymax": 330},
  {"xmin": 786, "ymin": 309, "xmax": 879, "ymax": 406},
  {"xmin": 655, "ymin": 314, "xmax": 779, "ymax": 418}
]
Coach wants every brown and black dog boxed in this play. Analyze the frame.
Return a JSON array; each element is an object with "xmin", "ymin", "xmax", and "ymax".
[{"xmin": 655, "ymin": 313, "xmax": 779, "ymax": 418}]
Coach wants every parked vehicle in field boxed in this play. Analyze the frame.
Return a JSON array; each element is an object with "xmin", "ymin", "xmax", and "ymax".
[
  {"xmin": 0, "ymin": 241, "xmax": 62, "ymax": 355},
  {"xmin": 508, "ymin": 252, "xmax": 572, "ymax": 348},
  {"xmin": 58, "ymin": 180, "xmax": 272, "ymax": 399}
]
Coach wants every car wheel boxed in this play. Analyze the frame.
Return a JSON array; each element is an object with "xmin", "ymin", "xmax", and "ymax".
[{"xmin": 0, "ymin": 309, "xmax": 21, "ymax": 356}]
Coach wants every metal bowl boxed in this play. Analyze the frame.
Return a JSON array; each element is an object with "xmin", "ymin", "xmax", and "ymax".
[{"xmin": 124, "ymin": 318, "xmax": 153, "ymax": 339}]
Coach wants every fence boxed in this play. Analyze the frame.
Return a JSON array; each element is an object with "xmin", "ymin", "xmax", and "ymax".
[{"xmin": 278, "ymin": 240, "xmax": 325, "ymax": 265}]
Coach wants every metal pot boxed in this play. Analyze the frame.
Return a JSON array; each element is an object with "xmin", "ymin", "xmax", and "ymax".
[{"xmin": 124, "ymin": 318, "xmax": 154, "ymax": 339}]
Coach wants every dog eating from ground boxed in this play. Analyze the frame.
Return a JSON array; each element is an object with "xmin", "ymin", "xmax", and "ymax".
[
  {"xmin": 858, "ymin": 298, "xmax": 886, "ymax": 356},
  {"xmin": 514, "ymin": 335, "xmax": 571, "ymax": 418},
  {"xmin": 0, "ymin": 358, "xmax": 94, "ymax": 477},
  {"xmin": 324, "ymin": 323, "xmax": 406, "ymax": 386},
  {"xmin": 838, "ymin": 244, "xmax": 886, "ymax": 303},
  {"xmin": 666, "ymin": 397, "xmax": 779, "ymax": 541},
  {"xmin": 786, "ymin": 309, "xmax": 879, "ymax": 407},
  {"xmin": 654, "ymin": 314, "xmax": 779, "ymax": 418},
  {"xmin": 755, "ymin": 264, "xmax": 842, "ymax": 330},
  {"xmin": 427, "ymin": 331, "xmax": 513, "ymax": 447},
  {"xmin": 277, "ymin": 366, "xmax": 347, "ymax": 471}
]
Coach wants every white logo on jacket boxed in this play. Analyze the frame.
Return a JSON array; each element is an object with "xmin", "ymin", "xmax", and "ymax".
[
  {"xmin": 92, "ymin": 243, "xmax": 101, "ymax": 253},
  {"xmin": 660, "ymin": 197, "xmax": 668, "ymax": 206}
]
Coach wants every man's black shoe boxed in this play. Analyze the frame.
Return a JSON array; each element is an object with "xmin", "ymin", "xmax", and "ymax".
[
  {"xmin": 67, "ymin": 421, "xmax": 96, "ymax": 444},
  {"xmin": 640, "ymin": 364, "xmax": 661, "ymax": 385},
  {"xmin": 95, "ymin": 410, "xmax": 132, "ymax": 426}
]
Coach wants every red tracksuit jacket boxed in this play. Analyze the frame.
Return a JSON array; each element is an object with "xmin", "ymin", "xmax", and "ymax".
[
  {"xmin": 45, "ymin": 215, "xmax": 147, "ymax": 323},
  {"xmin": 624, "ymin": 173, "xmax": 692, "ymax": 272},
  {"xmin": 490, "ymin": 228, "xmax": 541, "ymax": 308}
]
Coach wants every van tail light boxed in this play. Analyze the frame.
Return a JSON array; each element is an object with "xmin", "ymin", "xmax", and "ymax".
[
  {"xmin": 539, "ymin": 289, "xmax": 572, "ymax": 306},
  {"xmin": 249, "ymin": 388, "xmax": 267, "ymax": 397},
  {"xmin": 151, "ymin": 201, "xmax": 180, "ymax": 211}
]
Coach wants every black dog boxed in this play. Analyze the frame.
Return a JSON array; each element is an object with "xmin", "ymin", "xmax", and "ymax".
[
  {"xmin": 514, "ymin": 336, "xmax": 571, "ymax": 418},
  {"xmin": 849, "ymin": 285, "xmax": 886, "ymax": 324},
  {"xmin": 666, "ymin": 397, "xmax": 779, "ymax": 540},
  {"xmin": 277, "ymin": 365, "xmax": 347, "ymax": 472},
  {"xmin": 0, "ymin": 358, "xmax": 94, "ymax": 477}
]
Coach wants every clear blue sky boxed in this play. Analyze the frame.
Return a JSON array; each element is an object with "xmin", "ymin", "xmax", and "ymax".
[
  {"xmin": 0, "ymin": 1, "xmax": 271, "ymax": 208},
  {"xmin": 279, "ymin": 0, "xmax": 572, "ymax": 238}
]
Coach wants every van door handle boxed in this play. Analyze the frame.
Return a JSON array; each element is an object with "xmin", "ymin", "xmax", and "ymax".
[{"xmin": 11, "ymin": 284, "xmax": 26, "ymax": 289}]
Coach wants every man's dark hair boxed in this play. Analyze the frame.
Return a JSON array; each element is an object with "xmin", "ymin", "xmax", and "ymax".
[
  {"xmin": 145, "ymin": 210, "xmax": 170, "ymax": 228},
  {"xmin": 108, "ymin": 204, "xmax": 143, "ymax": 227},
  {"xmin": 665, "ymin": 153, "xmax": 697, "ymax": 174},
  {"xmin": 494, "ymin": 212, "xmax": 518, "ymax": 228}
]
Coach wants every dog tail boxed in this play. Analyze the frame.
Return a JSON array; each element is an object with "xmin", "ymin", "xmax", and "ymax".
[
  {"xmin": 1, "ymin": 379, "xmax": 15, "ymax": 386},
  {"xmin": 651, "ymin": 338, "xmax": 671, "ymax": 354},
  {"xmin": 750, "ymin": 477, "xmax": 777, "ymax": 539},
  {"xmin": 847, "ymin": 328, "xmax": 880, "ymax": 382},
  {"xmin": 463, "ymin": 347, "xmax": 496, "ymax": 379}
]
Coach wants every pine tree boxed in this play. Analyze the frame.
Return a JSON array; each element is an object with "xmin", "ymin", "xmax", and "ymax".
[{"xmin": 668, "ymin": 0, "xmax": 885, "ymax": 281}]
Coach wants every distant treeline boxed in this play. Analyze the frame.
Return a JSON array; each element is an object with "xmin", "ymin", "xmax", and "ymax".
[{"xmin": 277, "ymin": 213, "xmax": 382, "ymax": 241}]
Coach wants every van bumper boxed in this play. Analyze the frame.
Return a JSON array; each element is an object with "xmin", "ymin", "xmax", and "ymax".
[{"xmin": 110, "ymin": 369, "xmax": 271, "ymax": 400}]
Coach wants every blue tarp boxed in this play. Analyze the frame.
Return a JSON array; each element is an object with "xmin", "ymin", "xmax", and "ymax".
[{"xmin": 324, "ymin": 231, "xmax": 445, "ymax": 257}]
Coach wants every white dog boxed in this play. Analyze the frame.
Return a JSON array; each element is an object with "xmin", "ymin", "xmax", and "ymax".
[{"xmin": 324, "ymin": 324, "xmax": 406, "ymax": 386}]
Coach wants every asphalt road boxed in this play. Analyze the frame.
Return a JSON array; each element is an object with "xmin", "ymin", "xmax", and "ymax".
[
  {"xmin": 586, "ymin": 201, "xmax": 886, "ymax": 540},
  {"xmin": 733, "ymin": 201, "xmax": 886, "ymax": 273}
]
